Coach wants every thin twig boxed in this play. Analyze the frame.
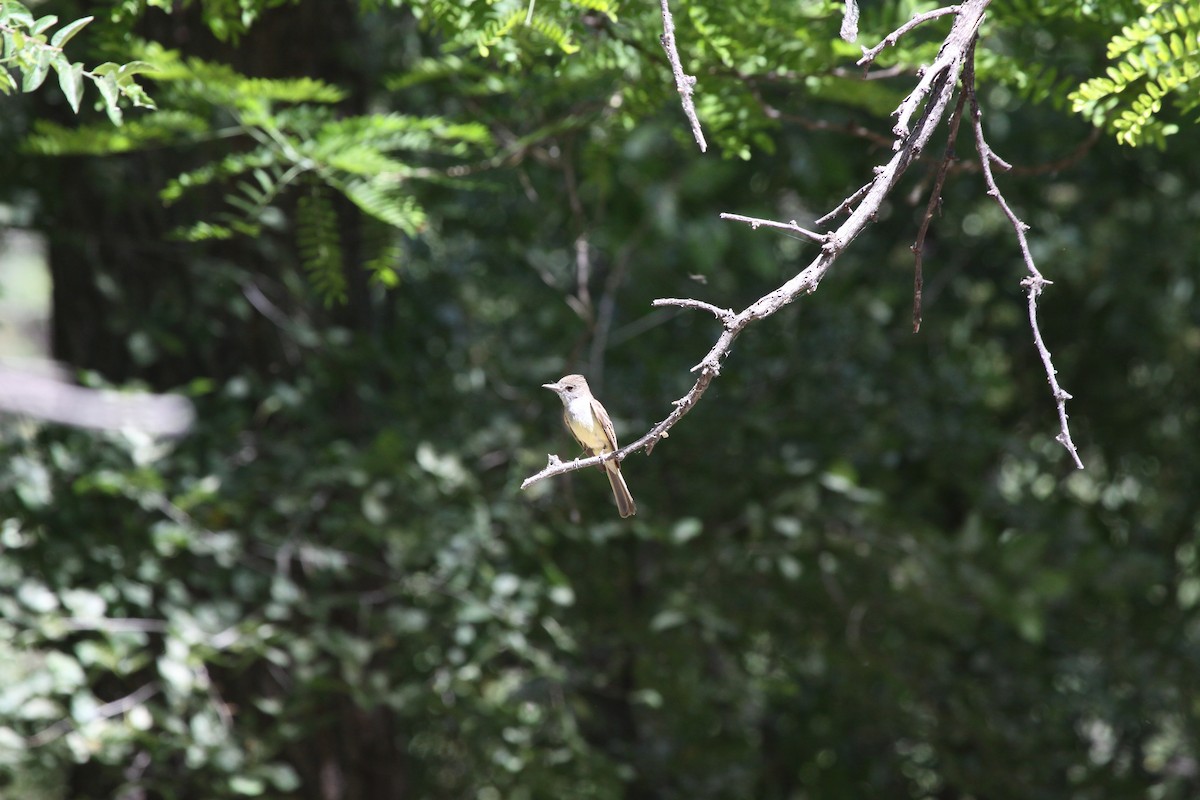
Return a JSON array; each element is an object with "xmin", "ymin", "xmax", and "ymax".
[
  {"xmin": 28, "ymin": 683, "xmax": 161, "ymax": 747},
  {"xmin": 651, "ymin": 298, "xmax": 736, "ymax": 325},
  {"xmin": 954, "ymin": 128, "xmax": 1101, "ymax": 177},
  {"xmin": 739, "ymin": 62, "xmax": 1093, "ymax": 174},
  {"xmin": 738, "ymin": 73, "xmax": 893, "ymax": 148},
  {"xmin": 64, "ymin": 617, "xmax": 169, "ymax": 634},
  {"xmin": 831, "ymin": 64, "xmax": 910, "ymax": 80},
  {"xmin": 911, "ymin": 85, "xmax": 968, "ymax": 332},
  {"xmin": 561, "ymin": 141, "xmax": 593, "ymax": 322},
  {"xmin": 858, "ymin": 5, "xmax": 961, "ymax": 67},
  {"xmin": 658, "ymin": 0, "xmax": 707, "ymax": 153},
  {"xmin": 962, "ymin": 45, "xmax": 1084, "ymax": 469},
  {"xmin": 719, "ymin": 213, "xmax": 826, "ymax": 243},
  {"xmin": 590, "ymin": 231, "xmax": 644, "ymax": 386},
  {"xmin": 199, "ymin": 663, "xmax": 235, "ymax": 729},
  {"xmin": 773, "ymin": 109, "xmax": 893, "ymax": 148},
  {"xmin": 732, "ymin": 63, "xmax": 911, "ymax": 83},
  {"xmin": 816, "ymin": 181, "xmax": 873, "ymax": 226}
]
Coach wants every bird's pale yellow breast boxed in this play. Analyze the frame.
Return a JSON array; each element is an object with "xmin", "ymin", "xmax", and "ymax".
[{"xmin": 563, "ymin": 396, "xmax": 610, "ymax": 452}]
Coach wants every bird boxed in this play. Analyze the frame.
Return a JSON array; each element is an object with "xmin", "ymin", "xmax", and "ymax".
[{"xmin": 542, "ymin": 374, "xmax": 636, "ymax": 518}]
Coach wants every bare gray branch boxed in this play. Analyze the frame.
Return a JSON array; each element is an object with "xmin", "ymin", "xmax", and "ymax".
[{"xmin": 659, "ymin": 0, "xmax": 707, "ymax": 153}]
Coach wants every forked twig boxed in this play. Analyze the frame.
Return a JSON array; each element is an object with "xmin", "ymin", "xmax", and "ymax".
[
  {"xmin": 962, "ymin": 45, "xmax": 1083, "ymax": 468},
  {"xmin": 858, "ymin": 5, "xmax": 961, "ymax": 68}
]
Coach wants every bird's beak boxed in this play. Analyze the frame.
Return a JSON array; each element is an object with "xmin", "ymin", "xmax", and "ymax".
[{"xmin": 542, "ymin": 382, "xmax": 562, "ymax": 392}]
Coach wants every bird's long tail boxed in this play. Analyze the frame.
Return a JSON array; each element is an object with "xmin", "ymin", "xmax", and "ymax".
[{"xmin": 604, "ymin": 461, "xmax": 636, "ymax": 518}]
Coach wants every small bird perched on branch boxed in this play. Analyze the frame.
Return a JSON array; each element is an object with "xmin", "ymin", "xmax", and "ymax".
[{"xmin": 542, "ymin": 374, "xmax": 636, "ymax": 518}]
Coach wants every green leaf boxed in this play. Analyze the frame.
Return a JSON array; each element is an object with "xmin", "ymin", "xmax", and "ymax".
[
  {"xmin": 171, "ymin": 221, "xmax": 236, "ymax": 240},
  {"xmin": 49, "ymin": 14, "xmax": 91, "ymax": 48},
  {"xmin": 17, "ymin": 580, "xmax": 58, "ymax": 613},
  {"xmin": 2, "ymin": 1, "xmax": 34, "ymax": 27},
  {"xmin": 22, "ymin": 48, "xmax": 52, "ymax": 92},
  {"xmin": 54, "ymin": 58, "xmax": 84, "ymax": 113},
  {"xmin": 296, "ymin": 189, "xmax": 348, "ymax": 304},
  {"xmin": 119, "ymin": 80, "xmax": 156, "ymax": 110},
  {"xmin": 650, "ymin": 609, "xmax": 687, "ymax": 632},
  {"xmin": 117, "ymin": 59, "xmax": 157, "ymax": 78},
  {"xmin": 340, "ymin": 179, "xmax": 427, "ymax": 235},
  {"xmin": 24, "ymin": 112, "xmax": 206, "ymax": 155},
  {"xmin": 262, "ymin": 763, "xmax": 300, "ymax": 792},
  {"xmin": 96, "ymin": 72, "xmax": 122, "ymax": 124},
  {"xmin": 671, "ymin": 517, "xmax": 703, "ymax": 544},
  {"xmin": 327, "ymin": 145, "xmax": 409, "ymax": 176},
  {"xmin": 567, "ymin": 0, "xmax": 617, "ymax": 21},
  {"xmin": 31, "ymin": 14, "xmax": 57, "ymax": 35},
  {"xmin": 237, "ymin": 76, "xmax": 344, "ymax": 104},
  {"xmin": 229, "ymin": 776, "xmax": 265, "ymax": 796}
]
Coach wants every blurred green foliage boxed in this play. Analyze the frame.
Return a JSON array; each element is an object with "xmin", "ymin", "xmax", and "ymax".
[{"xmin": 1, "ymin": 1, "xmax": 1199, "ymax": 798}]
